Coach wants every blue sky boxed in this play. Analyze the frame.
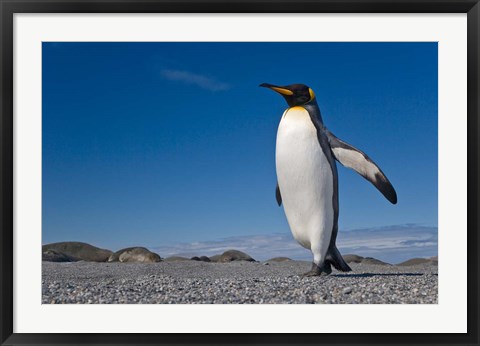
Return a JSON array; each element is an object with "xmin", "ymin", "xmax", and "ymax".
[{"xmin": 42, "ymin": 42, "xmax": 438, "ymax": 263}]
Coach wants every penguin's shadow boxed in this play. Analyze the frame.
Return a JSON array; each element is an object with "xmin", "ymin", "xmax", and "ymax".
[{"xmin": 330, "ymin": 273, "xmax": 437, "ymax": 278}]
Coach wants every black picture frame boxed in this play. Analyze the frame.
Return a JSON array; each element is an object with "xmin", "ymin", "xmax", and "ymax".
[{"xmin": 1, "ymin": 1, "xmax": 479, "ymax": 345}]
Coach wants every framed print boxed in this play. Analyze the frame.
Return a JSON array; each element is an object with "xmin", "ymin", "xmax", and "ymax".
[{"xmin": 1, "ymin": 0, "xmax": 479, "ymax": 345}]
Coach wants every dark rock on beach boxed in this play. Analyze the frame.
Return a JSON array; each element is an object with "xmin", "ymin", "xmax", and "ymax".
[
  {"xmin": 191, "ymin": 256, "xmax": 211, "ymax": 262},
  {"xmin": 397, "ymin": 257, "xmax": 438, "ymax": 266},
  {"xmin": 209, "ymin": 254, "xmax": 222, "ymax": 262},
  {"xmin": 42, "ymin": 242, "xmax": 113, "ymax": 262},
  {"xmin": 362, "ymin": 257, "xmax": 390, "ymax": 266},
  {"xmin": 343, "ymin": 254, "xmax": 390, "ymax": 266},
  {"xmin": 343, "ymin": 254, "xmax": 364, "ymax": 263},
  {"xmin": 108, "ymin": 247, "xmax": 161, "ymax": 263},
  {"xmin": 42, "ymin": 249, "xmax": 78, "ymax": 262},
  {"xmin": 212, "ymin": 250, "xmax": 256, "ymax": 263}
]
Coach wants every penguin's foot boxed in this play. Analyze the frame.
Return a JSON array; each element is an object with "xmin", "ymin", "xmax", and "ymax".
[{"xmin": 302, "ymin": 262, "xmax": 332, "ymax": 277}]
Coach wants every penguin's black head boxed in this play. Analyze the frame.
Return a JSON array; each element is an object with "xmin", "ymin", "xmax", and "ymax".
[{"xmin": 259, "ymin": 83, "xmax": 315, "ymax": 107}]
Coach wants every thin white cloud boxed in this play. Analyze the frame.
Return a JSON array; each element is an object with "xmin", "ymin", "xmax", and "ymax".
[
  {"xmin": 160, "ymin": 69, "xmax": 231, "ymax": 91},
  {"xmin": 153, "ymin": 224, "xmax": 438, "ymax": 264},
  {"xmin": 336, "ymin": 225, "xmax": 438, "ymax": 263}
]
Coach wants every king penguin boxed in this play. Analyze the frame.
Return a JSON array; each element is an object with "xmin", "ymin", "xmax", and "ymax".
[{"xmin": 260, "ymin": 83, "xmax": 397, "ymax": 276}]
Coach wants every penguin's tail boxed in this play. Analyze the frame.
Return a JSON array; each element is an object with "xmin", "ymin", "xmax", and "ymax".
[{"xmin": 326, "ymin": 246, "xmax": 352, "ymax": 272}]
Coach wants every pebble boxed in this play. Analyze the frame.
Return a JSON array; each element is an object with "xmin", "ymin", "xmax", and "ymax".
[{"xmin": 42, "ymin": 261, "xmax": 438, "ymax": 304}]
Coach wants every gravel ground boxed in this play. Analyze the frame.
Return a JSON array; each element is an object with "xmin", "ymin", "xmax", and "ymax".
[{"xmin": 42, "ymin": 260, "xmax": 437, "ymax": 304}]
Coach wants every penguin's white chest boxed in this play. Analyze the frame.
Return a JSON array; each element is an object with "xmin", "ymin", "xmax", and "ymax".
[{"xmin": 275, "ymin": 106, "xmax": 334, "ymax": 251}]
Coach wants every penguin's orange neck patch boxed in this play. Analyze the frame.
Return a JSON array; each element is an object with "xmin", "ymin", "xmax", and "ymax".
[{"xmin": 283, "ymin": 106, "xmax": 307, "ymax": 120}]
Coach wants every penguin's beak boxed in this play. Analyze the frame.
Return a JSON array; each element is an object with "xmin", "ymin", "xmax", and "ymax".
[{"xmin": 259, "ymin": 83, "xmax": 294, "ymax": 96}]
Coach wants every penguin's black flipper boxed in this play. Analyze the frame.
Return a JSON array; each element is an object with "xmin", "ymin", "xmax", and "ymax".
[
  {"xmin": 326, "ymin": 130, "xmax": 397, "ymax": 204},
  {"xmin": 275, "ymin": 183, "xmax": 282, "ymax": 206}
]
